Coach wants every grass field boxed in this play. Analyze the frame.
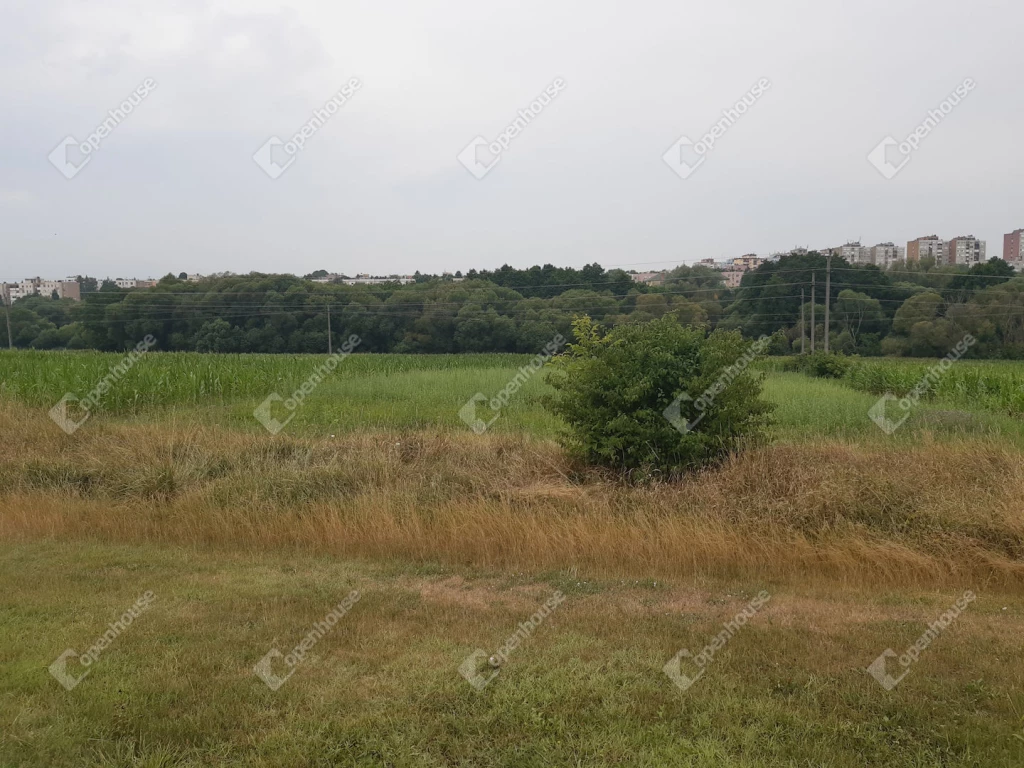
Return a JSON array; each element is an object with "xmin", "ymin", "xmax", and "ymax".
[
  {"xmin": 2, "ymin": 349, "xmax": 1024, "ymax": 766},
  {"xmin": 3, "ymin": 349, "xmax": 1024, "ymax": 440},
  {"xmin": 3, "ymin": 541, "xmax": 1023, "ymax": 767}
]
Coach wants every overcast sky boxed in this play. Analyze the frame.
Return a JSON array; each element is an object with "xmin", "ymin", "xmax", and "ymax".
[{"xmin": 1, "ymin": 0, "xmax": 1021, "ymax": 283}]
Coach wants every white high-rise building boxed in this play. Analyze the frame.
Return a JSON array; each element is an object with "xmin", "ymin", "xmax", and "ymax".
[
  {"xmin": 907, "ymin": 235, "xmax": 946, "ymax": 264},
  {"xmin": 869, "ymin": 242, "xmax": 906, "ymax": 268},
  {"xmin": 946, "ymin": 235, "xmax": 986, "ymax": 266},
  {"xmin": 838, "ymin": 242, "xmax": 871, "ymax": 264}
]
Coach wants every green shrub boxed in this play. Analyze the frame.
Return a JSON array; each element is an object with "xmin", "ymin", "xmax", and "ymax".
[
  {"xmin": 544, "ymin": 316, "xmax": 774, "ymax": 474},
  {"xmin": 785, "ymin": 352, "xmax": 852, "ymax": 379},
  {"xmin": 806, "ymin": 352, "xmax": 851, "ymax": 379}
]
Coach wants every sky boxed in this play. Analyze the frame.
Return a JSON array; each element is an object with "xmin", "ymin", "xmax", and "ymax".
[{"xmin": 1, "ymin": 0, "xmax": 1021, "ymax": 283}]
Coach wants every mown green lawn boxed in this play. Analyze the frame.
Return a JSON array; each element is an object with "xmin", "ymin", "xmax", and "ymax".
[{"xmin": 2, "ymin": 541, "xmax": 1022, "ymax": 767}]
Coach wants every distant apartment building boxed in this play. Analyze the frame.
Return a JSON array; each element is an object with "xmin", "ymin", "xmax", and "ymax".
[
  {"xmin": 869, "ymin": 242, "xmax": 906, "ymax": 268},
  {"xmin": 946, "ymin": 235, "xmax": 986, "ymax": 266},
  {"xmin": 731, "ymin": 254, "xmax": 766, "ymax": 271},
  {"xmin": 43, "ymin": 279, "xmax": 81, "ymax": 300},
  {"xmin": 906, "ymin": 235, "xmax": 946, "ymax": 264},
  {"xmin": 836, "ymin": 242, "xmax": 871, "ymax": 264},
  {"xmin": 113, "ymin": 278, "xmax": 158, "ymax": 289},
  {"xmin": 340, "ymin": 273, "xmax": 416, "ymax": 286},
  {"xmin": 1003, "ymin": 229, "xmax": 1024, "ymax": 265},
  {"xmin": 696, "ymin": 257, "xmax": 734, "ymax": 270},
  {"xmin": 768, "ymin": 247, "xmax": 809, "ymax": 260},
  {"xmin": 721, "ymin": 269, "xmax": 744, "ymax": 288},
  {"xmin": 2, "ymin": 277, "xmax": 81, "ymax": 302},
  {"xmin": 630, "ymin": 271, "xmax": 668, "ymax": 287}
]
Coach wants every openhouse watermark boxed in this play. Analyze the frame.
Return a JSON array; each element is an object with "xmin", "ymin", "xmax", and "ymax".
[
  {"xmin": 868, "ymin": 333, "xmax": 975, "ymax": 435},
  {"xmin": 664, "ymin": 334, "xmax": 770, "ymax": 435},
  {"xmin": 867, "ymin": 590, "xmax": 976, "ymax": 690},
  {"xmin": 664, "ymin": 591, "xmax": 770, "ymax": 692},
  {"xmin": 49, "ymin": 591, "xmax": 156, "ymax": 691},
  {"xmin": 459, "ymin": 334, "xmax": 565, "ymax": 434},
  {"xmin": 867, "ymin": 77, "xmax": 976, "ymax": 179},
  {"xmin": 253, "ymin": 78, "xmax": 362, "ymax": 179},
  {"xmin": 49, "ymin": 335, "xmax": 157, "ymax": 435},
  {"xmin": 457, "ymin": 78, "xmax": 566, "ymax": 179},
  {"xmin": 254, "ymin": 590, "xmax": 361, "ymax": 690},
  {"xmin": 254, "ymin": 334, "xmax": 361, "ymax": 434},
  {"xmin": 458, "ymin": 591, "xmax": 565, "ymax": 691},
  {"xmin": 662, "ymin": 77, "xmax": 771, "ymax": 180},
  {"xmin": 48, "ymin": 79, "xmax": 158, "ymax": 180}
]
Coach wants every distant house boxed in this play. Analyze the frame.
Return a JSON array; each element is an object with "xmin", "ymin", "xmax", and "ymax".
[
  {"xmin": 721, "ymin": 269, "xmax": 744, "ymax": 289},
  {"xmin": 631, "ymin": 271, "xmax": 668, "ymax": 287},
  {"xmin": 341, "ymin": 273, "xmax": 416, "ymax": 285}
]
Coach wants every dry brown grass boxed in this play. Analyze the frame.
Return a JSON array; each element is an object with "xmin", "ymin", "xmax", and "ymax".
[{"xmin": 1, "ymin": 403, "xmax": 1022, "ymax": 590}]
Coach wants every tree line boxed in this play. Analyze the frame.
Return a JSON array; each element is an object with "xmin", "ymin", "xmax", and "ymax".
[{"xmin": 4, "ymin": 254, "xmax": 1024, "ymax": 357}]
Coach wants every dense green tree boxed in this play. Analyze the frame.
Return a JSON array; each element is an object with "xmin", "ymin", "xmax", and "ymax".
[
  {"xmin": 892, "ymin": 292, "xmax": 943, "ymax": 335},
  {"xmin": 833, "ymin": 290, "xmax": 885, "ymax": 346}
]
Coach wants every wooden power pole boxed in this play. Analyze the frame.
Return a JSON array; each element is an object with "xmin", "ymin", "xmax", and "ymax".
[
  {"xmin": 823, "ymin": 252, "xmax": 832, "ymax": 353},
  {"xmin": 326, "ymin": 303, "xmax": 332, "ymax": 355},
  {"xmin": 3, "ymin": 291, "xmax": 12, "ymax": 350},
  {"xmin": 810, "ymin": 273, "xmax": 816, "ymax": 353},
  {"xmin": 800, "ymin": 288, "xmax": 805, "ymax": 354}
]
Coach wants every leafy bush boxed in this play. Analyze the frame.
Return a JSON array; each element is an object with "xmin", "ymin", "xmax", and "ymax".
[
  {"xmin": 805, "ymin": 352, "xmax": 852, "ymax": 379},
  {"xmin": 544, "ymin": 316, "xmax": 774, "ymax": 474},
  {"xmin": 784, "ymin": 352, "xmax": 852, "ymax": 379}
]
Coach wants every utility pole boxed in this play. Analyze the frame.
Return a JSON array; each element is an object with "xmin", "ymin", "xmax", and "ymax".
[
  {"xmin": 3, "ymin": 290, "xmax": 12, "ymax": 350},
  {"xmin": 810, "ymin": 273, "xmax": 817, "ymax": 353},
  {"xmin": 326, "ymin": 303, "xmax": 332, "ymax": 355},
  {"xmin": 800, "ymin": 288, "xmax": 805, "ymax": 354},
  {"xmin": 823, "ymin": 252, "xmax": 831, "ymax": 353}
]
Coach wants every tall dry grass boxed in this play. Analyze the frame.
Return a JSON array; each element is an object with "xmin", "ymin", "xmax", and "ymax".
[{"xmin": 1, "ymin": 403, "xmax": 1022, "ymax": 589}]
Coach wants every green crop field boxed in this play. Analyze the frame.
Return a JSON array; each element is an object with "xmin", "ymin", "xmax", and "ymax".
[{"xmin": 3, "ymin": 348, "xmax": 1024, "ymax": 440}]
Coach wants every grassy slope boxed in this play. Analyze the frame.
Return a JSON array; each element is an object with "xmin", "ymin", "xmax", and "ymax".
[
  {"xmin": 3, "ymin": 541, "xmax": 1023, "ymax": 767},
  {"xmin": 3, "ymin": 403, "xmax": 1024, "ymax": 588}
]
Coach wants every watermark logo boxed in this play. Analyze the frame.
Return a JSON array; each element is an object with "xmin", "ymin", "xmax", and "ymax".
[
  {"xmin": 254, "ymin": 334, "xmax": 361, "ymax": 434},
  {"xmin": 49, "ymin": 335, "xmax": 157, "ymax": 434},
  {"xmin": 868, "ymin": 78, "xmax": 975, "ymax": 179},
  {"xmin": 664, "ymin": 335, "xmax": 770, "ymax": 435},
  {"xmin": 867, "ymin": 590, "xmax": 975, "ymax": 690},
  {"xmin": 254, "ymin": 590, "xmax": 360, "ymax": 690},
  {"xmin": 253, "ymin": 393, "xmax": 295, "ymax": 436},
  {"xmin": 663, "ymin": 78, "xmax": 771, "ymax": 180},
  {"xmin": 458, "ymin": 591, "xmax": 565, "ymax": 691},
  {"xmin": 459, "ymin": 334, "xmax": 564, "ymax": 433},
  {"xmin": 662, "ymin": 648, "xmax": 706, "ymax": 692},
  {"xmin": 457, "ymin": 648, "xmax": 499, "ymax": 691},
  {"xmin": 254, "ymin": 79, "xmax": 361, "ymax": 179},
  {"xmin": 48, "ymin": 79, "xmax": 157, "ymax": 180},
  {"xmin": 868, "ymin": 333, "xmax": 975, "ymax": 434},
  {"xmin": 868, "ymin": 393, "xmax": 910, "ymax": 436},
  {"xmin": 49, "ymin": 591, "xmax": 156, "ymax": 690},
  {"xmin": 664, "ymin": 591, "xmax": 769, "ymax": 692},
  {"xmin": 458, "ymin": 393, "xmax": 498, "ymax": 435},
  {"xmin": 458, "ymin": 78, "xmax": 566, "ymax": 180},
  {"xmin": 48, "ymin": 394, "xmax": 92, "ymax": 436}
]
